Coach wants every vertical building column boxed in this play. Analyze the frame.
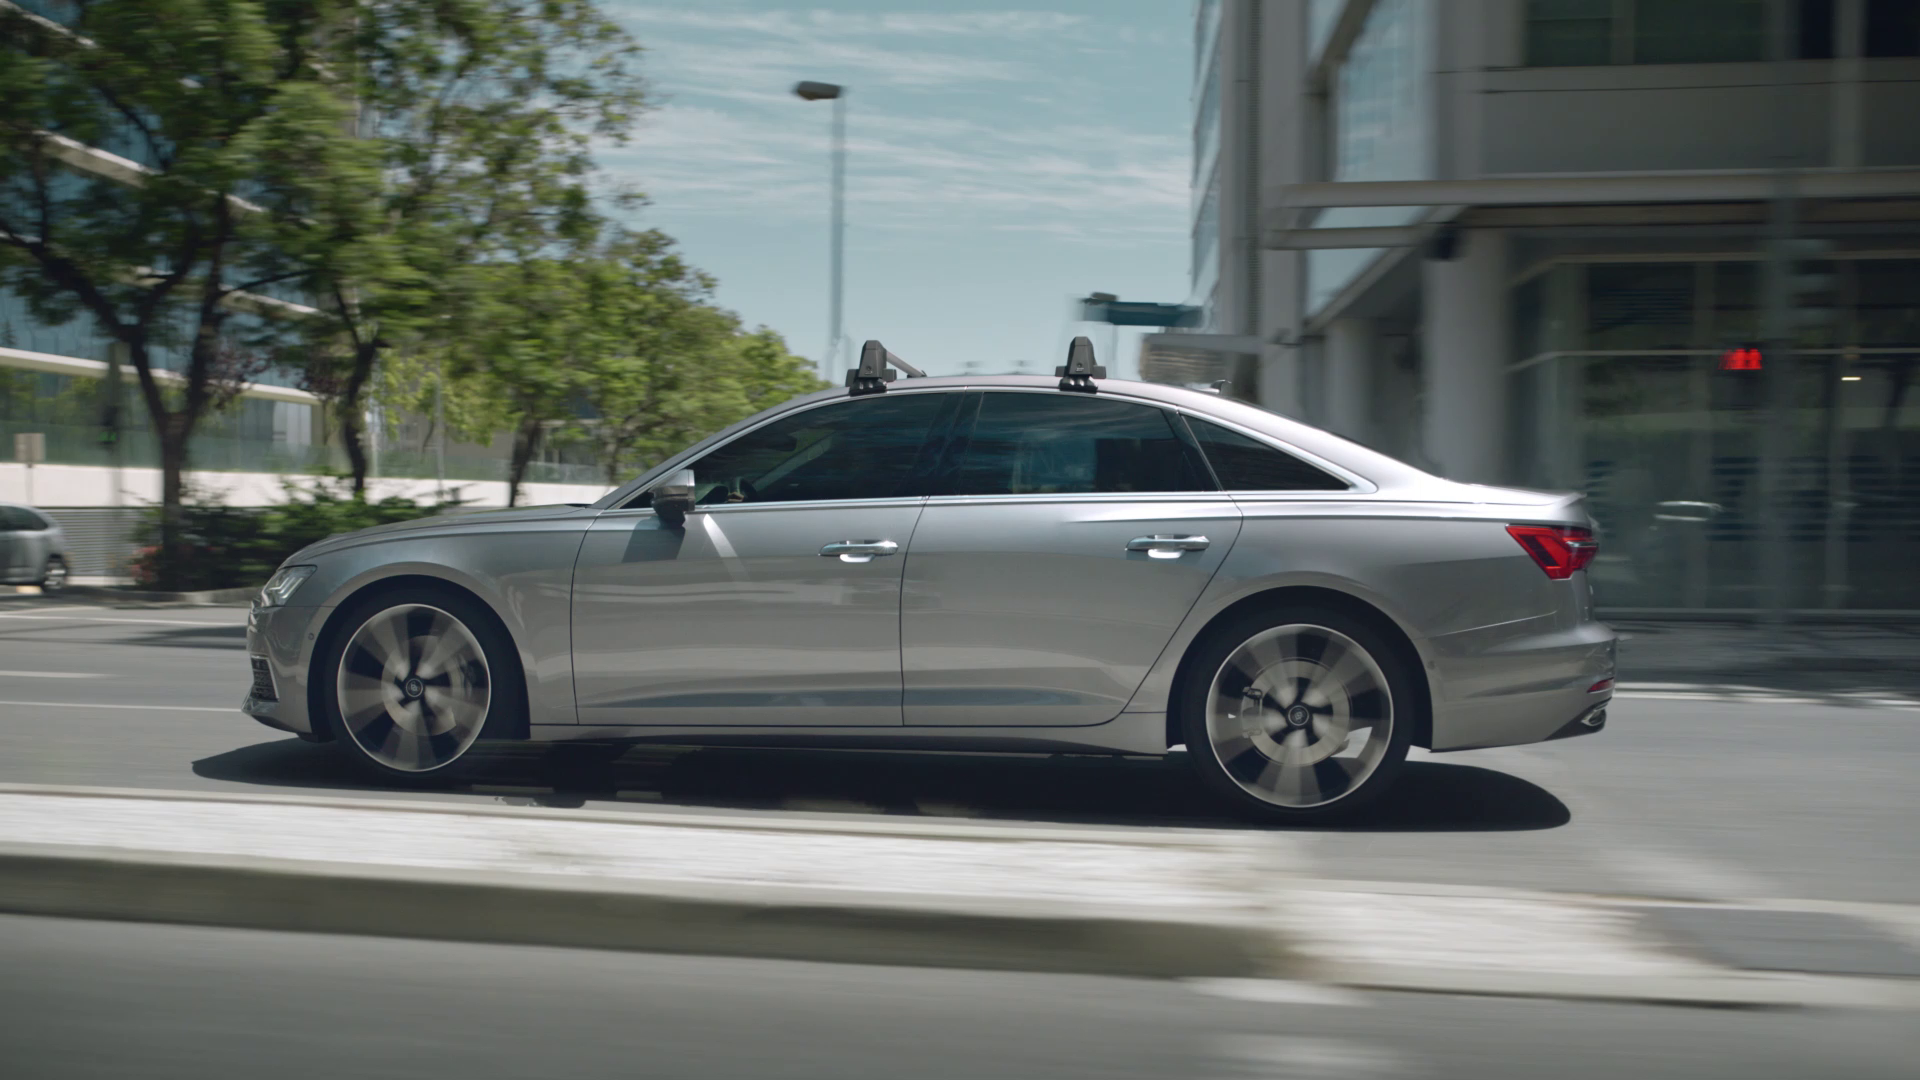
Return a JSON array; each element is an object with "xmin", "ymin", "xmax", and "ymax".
[
  {"xmin": 1421, "ymin": 230, "xmax": 1510, "ymax": 483},
  {"xmin": 1324, "ymin": 317, "xmax": 1377, "ymax": 445}
]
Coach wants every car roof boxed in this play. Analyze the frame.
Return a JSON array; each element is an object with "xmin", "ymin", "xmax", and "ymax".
[{"xmin": 595, "ymin": 374, "xmax": 1441, "ymax": 508}]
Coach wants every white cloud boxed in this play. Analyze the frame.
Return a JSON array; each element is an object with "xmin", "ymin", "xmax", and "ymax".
[{"xmin": 599, "ymin": 3, "xmax": 1187, "ymax": 248}]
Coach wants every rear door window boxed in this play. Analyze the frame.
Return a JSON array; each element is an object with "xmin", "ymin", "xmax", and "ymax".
[{"xmin": 949, "ymin": 393, "xmax": 1213, "ymax": 495}]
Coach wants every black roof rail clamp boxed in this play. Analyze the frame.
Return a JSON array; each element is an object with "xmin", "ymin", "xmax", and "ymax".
[
  {"xmin": 847, "ymin": 339, "xmax": 926, "ymax": 395},
  {"xmin": 1056, "ymin": 335, "xmax": 1105, "ymax": 393}
]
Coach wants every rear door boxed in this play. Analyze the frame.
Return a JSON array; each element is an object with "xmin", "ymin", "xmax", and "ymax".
[{"xmin": 901, "ymin": 390, "xmax": 1242, "ymax": 727}]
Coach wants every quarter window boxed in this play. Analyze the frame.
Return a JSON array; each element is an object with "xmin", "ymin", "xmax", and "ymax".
[
  {"xmin": 673, "ymin": 392, "xmax": 950, "ymax": 506},
  {"xmin": 1186, "ymin": 417, "xmax": 1350, "ymax": 491},
  {"xmin": 950, "ymin": 393, "xmax": 1212, "ymax": 496}
]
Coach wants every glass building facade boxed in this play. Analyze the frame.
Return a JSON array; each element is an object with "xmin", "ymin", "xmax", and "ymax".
[{"xmin": 1509, "ymin": 257, "xmax": 1920, "ymax": 611}]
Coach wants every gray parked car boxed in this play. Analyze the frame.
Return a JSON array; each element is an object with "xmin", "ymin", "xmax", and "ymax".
[
  {"xmin": 0, "ymin": 503, "xmax": 70, "ymax": 593},
  {"xmin": 244, "ymin": 343, "xmax": 1615, "ymax": 821}
]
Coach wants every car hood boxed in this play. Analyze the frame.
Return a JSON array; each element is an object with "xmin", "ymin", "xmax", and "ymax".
[{"xmin": 289, "ymin": 504, "xmax": 594, "ymax": 562}]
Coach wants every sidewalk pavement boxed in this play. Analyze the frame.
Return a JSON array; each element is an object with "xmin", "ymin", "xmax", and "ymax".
[
  {"xmin": 3, "ymin": 784, "xmax": 1917, "ymax": 1010},
  {"xmin": 1611, "ymin": 619, "xmax": 1920, "ymax": 694}
]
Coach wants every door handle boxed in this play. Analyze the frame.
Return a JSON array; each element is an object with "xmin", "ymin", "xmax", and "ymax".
[
  {"xmin": 1127, "ymin": 535, "xmax": 1210, "ymax": 559},
  {"xmin": 820, "ymin": 539, "xmax": 900, "ymax": 563}
]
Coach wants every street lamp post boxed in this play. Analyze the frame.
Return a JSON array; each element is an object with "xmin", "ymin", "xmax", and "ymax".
[{"xmin": 794, "ymin": 80, "xmax": 846, "ymax": 381}]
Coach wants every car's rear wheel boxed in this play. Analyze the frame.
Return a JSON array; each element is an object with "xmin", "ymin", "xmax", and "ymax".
[
  {"xmin": 319, "ymin": 587, "xmax": 521, "ymax": 784},
  {"xmin": 39, "ymin": 556, "xmax": 67, "ymax": 594},
  {"xmin": 1179, "ymin": 607, "xmax": 1414, "ymax": 823}
]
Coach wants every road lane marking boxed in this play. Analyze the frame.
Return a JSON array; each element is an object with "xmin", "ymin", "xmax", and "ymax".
[
  {"xmin": 1210, "ymin": 1035, "xmax": 1405, "ymax": 1078},
  {"xmin": 1185, "ymin": 978, "xmax": 1370, "ymax": 1008},
  {"xmin": 0, "ymin": 699, "xmax": 236, "ymax": 712},
  {"xmin": 0, "ymin": 671, "xmax": 105, "ymax": 679},
  {"xmin": 0, "ymin": 612, "xmax": 245, "ymax": 628}
]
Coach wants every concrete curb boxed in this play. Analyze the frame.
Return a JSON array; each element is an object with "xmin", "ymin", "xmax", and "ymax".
[
  {"xmin": 61, "ymin": 584, "xmax": 254, "ymax": 605},
  {"xmin": 1316, "ymin": 962, "xmax": 1920, "ymax": 1010},
  {"xmin": 0, "ymin": 845, "xmax": 1276, "ymax": 979},
  {"xmin": 2, "ymin": 786, "xmax": 1916, "ymax": 1009},
  {"xmin": 0, "ymin": 784, "xmax": 1288, "ymax": 980}
]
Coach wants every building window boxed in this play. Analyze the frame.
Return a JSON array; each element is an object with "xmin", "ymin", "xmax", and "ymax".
[
  {"xmin": 1524, "ymin": 0, "xmax": 1852, "ymax": 65},
  {"xmin": 1191, "ymin": 175, "xmax": 1220, "ymax": 286},
  {"xmin": 1867, "ymin": 0, "xmax": 1920, "ymax": 56},
  {"xmin": 1333, "ymin": 0, "xmax": 1424, "ymax": 183},
  {"xmin": 1309, "ymin": 0, "xmax": 1345, "ymax": 58},
  {"xmin": 1195, "ymin": 0, "xmax": 1221, "ymax": 76},
  {"xmin": 1193, "ymin": 62, "xmax": 1220, "ymax": 181},
  {"xmin": 1525, "ymin": 0, "xmax": 1614, "ymax": 66}
]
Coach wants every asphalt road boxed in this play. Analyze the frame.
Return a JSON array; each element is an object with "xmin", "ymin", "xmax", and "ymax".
[
  {"xmin": 4, "ymin": 914, "xmax": 1917, "ymax": 1080},
  {"xmin": 1, "ymin": 594, "xmax": 1915, "ymax": 905},
  {"xmin": 3, "ymin": 595, "xmax": 1918, "ymax": 1078}
]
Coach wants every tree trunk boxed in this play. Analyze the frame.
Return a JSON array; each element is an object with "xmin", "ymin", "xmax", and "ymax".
[
  {"xmin": 155, "ymin": 414, "xmax": 191, "ymax": 591},
  {"xmin": 338, "ymin": 402, "xmax": 369, "ymax": 496},
  {"xmin": 336, "ymin": 339, "xmax": 379, "ymax": 496},
  {"xmin": 507, "ymin": 414, "xmax": 542, "ymax": 507}
]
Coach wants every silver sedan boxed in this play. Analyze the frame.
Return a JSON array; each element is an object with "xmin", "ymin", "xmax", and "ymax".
[{"xmin": 244, "ymin": 361, "xmax": 1615, "ymax": 821}]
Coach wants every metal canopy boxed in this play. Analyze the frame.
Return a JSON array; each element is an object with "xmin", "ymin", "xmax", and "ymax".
[{"xmin": 1276, "ymin": 170, "xmax": 1920, "ymax": 211}]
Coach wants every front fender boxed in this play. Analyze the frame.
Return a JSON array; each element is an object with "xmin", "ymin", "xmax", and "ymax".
[{"xmin": 297, "ymin": 515, "xmax": 592, "ymax": 728}]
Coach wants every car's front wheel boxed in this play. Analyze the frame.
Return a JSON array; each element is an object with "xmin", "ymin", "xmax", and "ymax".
[
  {"xmin": 319, "ymin": 587, "xmax": 521, "ymax": 784},
  {"xmin": 1179, "ymin": 607, "xmax": 1415, "ymax": 823},
  {"xmin": 39, "ymin": 556, "xmax": 67, "ymax": 594}
]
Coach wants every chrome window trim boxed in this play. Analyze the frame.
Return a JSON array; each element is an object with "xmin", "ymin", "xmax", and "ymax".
[{"xmin": 922, "ymin": 492, "xmax": 1234, "ymax": 508}]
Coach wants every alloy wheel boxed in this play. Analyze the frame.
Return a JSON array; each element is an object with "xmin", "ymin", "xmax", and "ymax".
[
  {"xmin": 1203, "ymin": 623, "xmax": 1396, "ymax": 809},
  {"xmin": 335, "ymin": 603, "xmax": 491, "ymax": 773}
]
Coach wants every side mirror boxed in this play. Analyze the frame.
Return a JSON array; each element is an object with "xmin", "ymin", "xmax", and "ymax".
[{"xmin": 652, "ymin": 469, "xmax": 697, "ymax": 528}]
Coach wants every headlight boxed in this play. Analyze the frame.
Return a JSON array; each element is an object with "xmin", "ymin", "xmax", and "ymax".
[{"xmin": 258, "ymin": 565, "xmax": 316, "ymax": 607}]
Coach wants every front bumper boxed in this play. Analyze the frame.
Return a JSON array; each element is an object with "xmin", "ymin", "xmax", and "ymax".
[
  {"xmin": 242, "ymin": 601, "xmax": 322, "ymax": 737},
  {"xmin": 1427, "ymin": 619, "xmax": 1617, "ymax": 752}
]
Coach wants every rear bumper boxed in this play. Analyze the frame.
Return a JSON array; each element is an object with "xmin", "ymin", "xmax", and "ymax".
[
  {"xmin": 1426, "ymin": 618, "xmax": 1616, "ymax": 752},
  {"xmin": 242, "ymin": 601, "xmax": 320, "ymax": 737}
]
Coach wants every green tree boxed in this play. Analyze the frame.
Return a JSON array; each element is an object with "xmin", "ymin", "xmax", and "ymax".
[
  {"xmin": 460, "ymin": 248, "xmax": 595, "ymax": 506},
  {"xmin": 0, "ymin": 0, "xmax": 380, "ymax": 584},
  {"xmin": 295, "ymin": 0, "xmax": 646, "ymax": 496},
  {"xmin": 576, "ymin": 232, "xmax": 825, "ymax": 487}
]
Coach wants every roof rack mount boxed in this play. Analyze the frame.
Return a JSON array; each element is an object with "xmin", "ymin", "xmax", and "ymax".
[
  {"xmin": 1056, "ymin": 335, "xmax": 1105, "ymax": 393},
  {"xmin": 847, "ymin": 339, "xmax": 926, "ymax": 395}
]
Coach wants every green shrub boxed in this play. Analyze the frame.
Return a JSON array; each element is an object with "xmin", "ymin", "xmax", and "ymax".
[{"xmin": 134, "ymin": 480, "xmax": 464, "ymax": 592}]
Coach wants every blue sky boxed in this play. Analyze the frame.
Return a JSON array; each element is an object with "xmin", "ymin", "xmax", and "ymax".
[{"xmin": 597, "ymin": 2, "xmax": 1195, "ymax": 380}]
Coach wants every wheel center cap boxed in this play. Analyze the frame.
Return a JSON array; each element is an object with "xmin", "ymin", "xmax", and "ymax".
[
  {"xmin": 402, "ymin": 676, "xmax": 424, "ymax": 699},
  {"xmin": 1286, "ymin": 705, "xmax": 1312, "ymax": 728}
]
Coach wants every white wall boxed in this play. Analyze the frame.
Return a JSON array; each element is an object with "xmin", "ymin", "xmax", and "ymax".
[{"xmin": 0, "ymin": 463, "xmax": 611, "ymax": 509}]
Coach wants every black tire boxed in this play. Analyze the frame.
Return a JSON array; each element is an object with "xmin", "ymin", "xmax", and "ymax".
[
  {"xmin": 1178, "ymin": 605, "xmax": 1416, "ymax": 824},
  {"xmin": 316, "ymin": 584, "xmax": 524, "ymax": 786},
  {"xmin": 39, "ymin": 556, "xmax": 68, "ymax": 594}
]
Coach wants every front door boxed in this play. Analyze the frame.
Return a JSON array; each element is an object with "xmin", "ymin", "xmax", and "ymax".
[
  {"xmin": 902, "ymin": 391, "xmax": 1241, "ymax": 727},
  {"xmin": 570, "ymin": 391, "xmax": 955, "ymax": 727}
]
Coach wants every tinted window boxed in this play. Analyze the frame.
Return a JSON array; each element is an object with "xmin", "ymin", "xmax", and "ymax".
[
  {"xmin": 951, "ymin": 393, "xmax": 1211, "ymax": 496},
  {"xmin": 679, "ymin": 392, "xmax": 950, "ymax": 505},
  {"xmin": 1186, "ymin": 417, "xmax": 1350, "ymax": 491},
  {"xmin": 0, "ymin": 506, "xmax": 37, "ymax": 531}
]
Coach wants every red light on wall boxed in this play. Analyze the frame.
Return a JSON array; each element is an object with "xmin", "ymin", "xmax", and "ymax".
[{"xmin": 1719, "ymin": 347, "xmax": 1763, "ymax": 371}]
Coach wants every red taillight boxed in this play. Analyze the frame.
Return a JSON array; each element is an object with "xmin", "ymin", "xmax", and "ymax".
[{"xmin": 1507, "ymin": 524, "xmax": 1597, "ymax": 580}]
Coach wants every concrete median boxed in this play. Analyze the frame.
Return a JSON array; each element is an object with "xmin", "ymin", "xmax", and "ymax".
[
  {"xmin": 0, "ymin": 784, "xmax": 1286, "ymax": 979},
  {"xmin": 3, "ymin": 783, "xmax": 1917, "ymax": 1009}
]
